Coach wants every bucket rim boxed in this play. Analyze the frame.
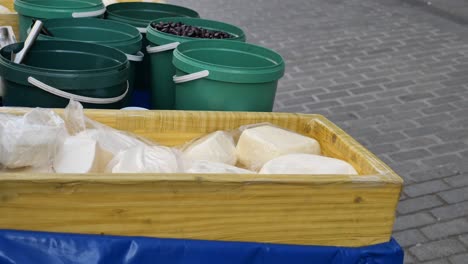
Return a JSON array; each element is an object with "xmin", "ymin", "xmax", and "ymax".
[
  {"xmin": 0, "ymin": 40, "xmax": 129, "ymax": 75},
  {"xmin": 173, "ymin": 40, "xmax": 285, "ymax": 83},
  {"xmin": 105, "ymin": 2, "xmax": 200, "ymax": 27},
  {"xmin": 14, "ymin": 0, "xmax": 105, "ymax": 18},
  {"xmin": 38, "ymin": 18, "xmax": 143, "ymax": 53},
  {"xmin": 146, "ymin": 17, "xmax": 245, "ymax": 45}
]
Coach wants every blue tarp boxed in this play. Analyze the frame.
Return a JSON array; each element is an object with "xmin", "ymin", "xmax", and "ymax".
[{"xmin": 0, "ymin": 229, "xmax": 403, "ymax": 264}]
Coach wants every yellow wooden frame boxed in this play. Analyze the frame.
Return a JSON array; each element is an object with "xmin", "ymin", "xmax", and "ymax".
[{"xmin": 0, "ymin": 109, "xmax": 403, "ymax": 247}]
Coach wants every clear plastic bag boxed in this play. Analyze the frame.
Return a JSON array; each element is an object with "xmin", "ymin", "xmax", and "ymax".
[
  {"xmin": 60, "ymin": 100, "xmax": 185, "ymax": 173},
  {"xmin": 0, "ymin": 109, "xmax": 67, "ymax": 169},
  {"xmin": 179, "ymin": 130, "xmax": 238, "ymax": 166},
  {"xmin": 185, "ymin": 160, "xmax": 255, "ymax": 174},
  {"xmin": 105, "ymin": 145, "xmax": 185, "ymax": 173}
]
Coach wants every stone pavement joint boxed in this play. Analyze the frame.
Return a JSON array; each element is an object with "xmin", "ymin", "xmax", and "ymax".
[{"xmin": 170, "ymin": 0, "xmax": 468, "ymax": 262}]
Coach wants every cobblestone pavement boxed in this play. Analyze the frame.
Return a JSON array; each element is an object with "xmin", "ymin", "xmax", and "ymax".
[{"xmin": 169, "ymin": 0, "xmax": 468, "ymax": 263}]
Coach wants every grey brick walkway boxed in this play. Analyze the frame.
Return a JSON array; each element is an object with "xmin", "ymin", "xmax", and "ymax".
[{"xmin": 170, "ymin": 0, "xmax": 468, "ymax": 263}]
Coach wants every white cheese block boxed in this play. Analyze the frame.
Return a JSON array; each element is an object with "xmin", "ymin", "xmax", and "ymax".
[
  {"xmin": 259, "ymin": 154, "xmax": 358, "ymax": 175},
  {"xmin": 183, "ymin": 131, "xmax": 237, "ymax": 165},
  {"xmin": 53, "ymin": 136, "xmax": 99, "ymax": 173},
  {"xmin": 76, "ymin": 129, "xmax": 144, "ymax": 155},
  {"xmin": 106, "ymin": 146, "xmax": 182, "ymax": 173},
  {"xmin": 0, "ymin": 110, "xmax": 67, "ymax": 169},
  {"xmin": 236, "ymin": 125, "xmax": 321, "ymax": 171},
  {"xmin": 185, "ymin": 160, "xmax": 255, "ymax": 174}
]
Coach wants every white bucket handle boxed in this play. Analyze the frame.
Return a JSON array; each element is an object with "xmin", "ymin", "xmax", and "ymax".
[
  {"xmin": 146, "ymin": 42, "xmax": 180, "ymax": 54},
  {"xmin": 72, "ymin": 8, "xmax": 106, "ymax": 18},
  {"xmin": 173, "ymin": 70, "xmax": 209, "ymax": 84},
  {"xmin": 28, "ymin": 76, "xmax": 128, "ymax": 104},
  {"xmin": 137, "ymin": 27, "xmax": 147, "ymax": 34},
  {"xmin": 126, "ymin": 51, "xmax": 144, "ymax": 62}
]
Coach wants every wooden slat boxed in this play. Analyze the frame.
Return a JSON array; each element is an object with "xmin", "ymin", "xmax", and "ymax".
[{"xmin": 0, "ymin": 109, "xmax": 403, "ymax": 247}]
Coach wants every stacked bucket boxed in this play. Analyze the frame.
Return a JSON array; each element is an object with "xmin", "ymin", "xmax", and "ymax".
[{"xmin": 0, "ymin": 1, "xmax": 285, "ymax": 111}]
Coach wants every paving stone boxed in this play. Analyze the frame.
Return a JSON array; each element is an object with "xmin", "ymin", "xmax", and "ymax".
[
  {"xmin": 398, "ymin": 137, "xmax": 440, "ymax": 150},
  {"xmin": 405, "ymin": 180, "xmax": 451, "ymax": 197},
  {"xmin": 421, "ymin": 154, "xmax": 464, "ymax": 167},
  {"xmin": 358, "ymin": 107, "xmax": 395, "ymax": 118},
  {"xmin": 398, "ymin": 195, "xmax": 444, "ymax": 214},
  {"xmin": 368, "ymin": 143, "xmax": 399, "ymax": 155},
  {"xmin": 421, "ymin": 104, "xmax": 458, "ymax": 115},
  {"xmin": 394, "ymin": 229, "xmax": 428, "ymax": 248},
  {"xmin": 316, "ymin": 90, "xmax": 350, "ymax": 101},
  {"xmin": 431, "ymin": 200, "xmax": 468, "ymax": 221},
  {"xmin": 394, "ymin": 212, "xmax": 436, "ymax": 231},
  {"xmin": 366, "ymin": 131, "xmax": 408, "ymax": 145},
  {"xmin": 439, "ymin": 186, "xmax": 468, "ymax": 204},
  {"xmin": 282, "ymin": 96, "xmax": 316, "ymax": 106},
  {"xmin": 399, "ymin": 92, "xmax": 436, "ymax": 102},
  {"xmin": 450, "ymin": 253, "xmax": 468, "ymax": 264},
  {"xmin": 341, "ymin": 95, "xmax": 380, "ymax": 105},
  {"xmin": 390, "ymin": 149, "xmax": 432, "ymax": 162},
  {"xmin": 359, "ymin": 77, "xmax": 392, "ymax": 86},
  {"xmin": 460, "ymin": 234, "xmax": 468, "ymax": 247},
  {"xmin": 409, "ymin": 239, "xmax": 465, "ymax": 261},
  {"xmin": 384, "ymin": 80, "xmax": 417, "ymax": 89},
  {"xmin": 415, "ymin": 113, "xmax": 454, "ymax": 125},
  {"xmin": 305, "ymin": 100, "xmax": 341, "ymax": 111},
  {"xmin": 326, "ymin": 82, "xmax": 359, "ymax": 92},
  {"xmin": 404, "ymin": 126, "xmax": 445, "ymax": 138},
  {"xmin": 421, "ymin": 218, "xmax": 468, "ymax": 240},
  {"xmin": 429, "ymin": 142, "xmax": 468, "ymax": 155},
  {"xmin": 421, "ymin": 259, "xmax": 450, "ymax": 264},
  {"xmin": 350, "ymin": 85, "xmax": 385, "ymax": 95},
  {"xmin": 405, "ymin": 252, "xmax": 416, "ymax": 264},
  {"xmin": 444, "ymin": 173, "xmax": 468, "ymax": 187}
]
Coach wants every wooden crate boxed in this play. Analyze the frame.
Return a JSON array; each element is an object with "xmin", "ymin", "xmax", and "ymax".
[{"xmin": 0, "ymin": 109, "xmax": 403, "ymax": 247}]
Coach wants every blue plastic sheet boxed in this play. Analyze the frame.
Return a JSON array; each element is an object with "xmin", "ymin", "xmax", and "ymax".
[{"xmin": 0, "ymin": 229, "xmax": 403, "ymax": 264}]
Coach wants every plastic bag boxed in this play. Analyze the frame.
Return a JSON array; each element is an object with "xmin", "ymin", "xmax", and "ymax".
[
  {"xmin": 105, "ymin": 145, "xmax": 185, "ymax": 173},
  {"xmin": 180, "ymin": 131, "xmax": 238, "ymax": 166},
  {"xmin": 185, "ymin": 160, "xmax": 255, "ymax": 174},
  {"xmin": 58, "ymin": 100, "xmax": 174, "ymax": 173},
  {"xmin": 0, "ymin": 109, "xmax": 67, "ymax": 169}
]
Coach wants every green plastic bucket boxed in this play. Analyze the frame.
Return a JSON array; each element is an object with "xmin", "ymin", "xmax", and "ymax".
[
  {"xmin": 105, "ymin": 2, "xmax": 199, "ymax": 97},
  {"xmin": 105, "ymin": 2, "xmax": 200, "ymax": 30},
  {"xmin": 37, "ymin": 18, "xmax": 143, "ymax": 106},
  {"xmin": 0, "ymin": 40, "xmax": 129, "ymax": 109},
  {"xmin": 172, "ymin": 40, "xmax": 285, "ymax": 112},
  {"xmin": 14, "ymin": 0, "xmax": 106, "ymax": 41},
  {"xmin": 146, "ymin": 17, "xmax": 246, "ymax": 109}
]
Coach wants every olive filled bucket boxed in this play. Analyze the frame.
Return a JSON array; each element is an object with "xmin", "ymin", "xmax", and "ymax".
[
  {"xmin": 105, "ymin": 2, "xmax": 199, "ymax": 102},
  {"xmin": 172, "ymin": 40, "xmax": 285, "ymax": 112},
  {"xmin": 146, "ymin": 17, "xmax": 245, "ymax": 110},
  {"xmin": 14, "ymin": 0, "xmax": 106, "ymax": 41},
  {"xmin": 0, "ymin": 40, "xmax": 129, "ymax": 109},
  {"xmin": 38, "ymin": 18, "xmax": 143, "ymax": 107}
]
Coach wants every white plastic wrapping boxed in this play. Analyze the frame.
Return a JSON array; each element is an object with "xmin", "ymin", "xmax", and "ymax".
[
  {"xmin": 259, "ymin": 154, "xmax": 358, "ymax": 175},
  {"xmin": 61, "ymin": 100, "xmax": 162, "ymax": 173},
  {"xmin": 0, "ymin": 101, "xmax": 360, "ymax": 176},
  {"xmin": 0, "ymin": 109, "xmax": 67, "ymax": 169},
  {"xmin": 106, "ymin": 145, "xmax": 185, "ymax": 173},
  {"xmin": 181, "ymin": 131, "xmax": 237, "ymax": 165},
  {"xmin": 185, "ymin": 160, "xmax": 255, "ymax": 174},
  {"xmin": 236, "ymin": 124, "xmax": 321, "ymax": 171}
]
